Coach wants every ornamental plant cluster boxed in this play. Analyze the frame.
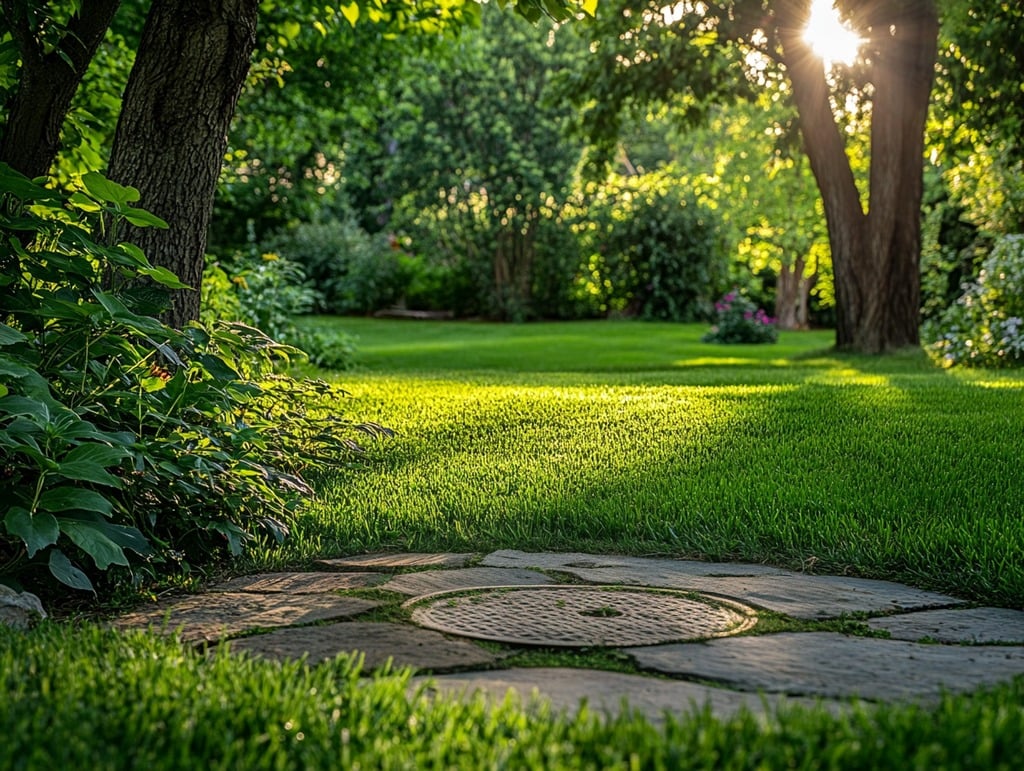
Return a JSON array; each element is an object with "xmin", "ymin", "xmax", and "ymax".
[
  {"xmin": 702, "ymin": 290, "xmax": 778, "ymax": 344},
  {"xmin": 924, "ymin": 234, "xmax": 1024, "ymax": 367},
  {"xmin": 0, "ymin": 165, "xmax": 387, "ymax": 596}
]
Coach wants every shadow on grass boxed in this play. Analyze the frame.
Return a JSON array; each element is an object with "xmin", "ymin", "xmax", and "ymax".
[{"xmin": 299, "ymin": 358, "xmax": 1024, "ymax": 608}]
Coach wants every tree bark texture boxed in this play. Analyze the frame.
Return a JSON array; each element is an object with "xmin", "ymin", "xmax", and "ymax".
[
  {"xmin": 775, "ymin": 255, "xmax": 815, "ymax": 331},
  {"xmin": 776, "ymin": 0, "xmax": 938, "ymax": 353},
  {"xmin": 0, "ymin": 0, "xmax": 121, "ymax": 179},
  {"xmin": 106, "ymin": 0, "xmax": 259, "ymax": 328}
]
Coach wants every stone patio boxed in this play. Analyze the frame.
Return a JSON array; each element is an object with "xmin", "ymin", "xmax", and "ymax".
[{"xmin": 111, "ymin": 550, "xmax": 1024, "ymax": 723}]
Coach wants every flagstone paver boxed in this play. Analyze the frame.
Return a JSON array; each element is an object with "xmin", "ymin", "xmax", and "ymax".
[
  {"xmin": 624, "ymin": 632, "xmax": 1024, "ymax": 701},
  {"xmin": 415, "ymin": 667, "xmax": 848, "ymax": 724},
  {"xmin": 482, "ymin": 551, "xmax": 962, "ymax": 619},
  {"xmin": 112, "ymin": 593, "xmax": 381, "ymax": 643},
  {"xmin": 382, "ymin": 567, "xmax": 552, "ymax": 596},
  {"xmin": 318, "ymin": 552, "xmax": 477, "ymax": 571},
  {"xmin": 209, "ymin": 572, "xmax": 387, "ymax": 594},
  {"xmin": 111, "ymin": 551, "xmax": 1024, "ymax": 722},
  {"xmin": 227, "ymin": 621, "xmax": 503, "ymax": 670},
  {"xmin": 865, "ymin": 607, "xmax": 1024, "ymax": 644}
]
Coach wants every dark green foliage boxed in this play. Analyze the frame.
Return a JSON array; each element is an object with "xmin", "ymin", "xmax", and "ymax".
[
  {"xmin": 264, "ymin": 219, "xmax": 410, "ymax": 316},
  {"xmin": 702, "ymin": 290, "xmax": 778, "ymax": 344},
  {"xmin": 576, "ymin": 173, "xmax": 728, "ymax": 321},
  {"xmin": 381, "ymin": 4, "xmax": 586, "ymax": 320},
  {"xmin": 0, "ymin": 164, "xmax": 381, "ymax": 594},
  {"xmin": 202, "ymin": 245, "xmax": 358, "ymax": 371}
]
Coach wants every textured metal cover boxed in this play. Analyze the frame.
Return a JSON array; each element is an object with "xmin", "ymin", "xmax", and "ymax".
[{"xmin": 406, "ymin": 585, "xmax": 756, "ymax": 648}]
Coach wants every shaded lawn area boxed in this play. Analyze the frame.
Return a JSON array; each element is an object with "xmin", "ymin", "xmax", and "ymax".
[{"xmin": 284, "ymin": 318, "xmax": 1024, "ymax": 608}]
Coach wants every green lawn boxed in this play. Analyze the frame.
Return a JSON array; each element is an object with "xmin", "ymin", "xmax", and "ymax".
[{"xmin": 286, "ymin": 317, "xmax": 1024, "ymax": 608}]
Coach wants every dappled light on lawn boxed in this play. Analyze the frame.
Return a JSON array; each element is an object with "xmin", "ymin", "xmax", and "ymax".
[{"xmin": 804, "ymin": 0, "xmax": 862, "ymax": 67}]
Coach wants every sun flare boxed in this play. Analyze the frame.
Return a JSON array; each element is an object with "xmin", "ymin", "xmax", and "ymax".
[{"xmin": 804, "ymin": 0, "xmax": 863, "ymax": 67}]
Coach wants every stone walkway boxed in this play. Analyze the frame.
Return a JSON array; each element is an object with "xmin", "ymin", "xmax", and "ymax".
[{"xmin": 113, "ymin": 550, "xmax": 1024, "ymax": 724}]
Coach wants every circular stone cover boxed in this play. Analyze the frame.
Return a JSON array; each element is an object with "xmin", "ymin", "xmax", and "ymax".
[{"xmin": 405, "ymin": 585, "xmax": 756, "ymax": 648}]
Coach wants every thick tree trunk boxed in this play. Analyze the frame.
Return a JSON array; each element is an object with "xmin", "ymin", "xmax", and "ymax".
[
  {"xmin": 776, "ymin": 0, "xmax": 938, "ymax": 353},
  {"xmin": 775, "ymin": 254, "xmax": 815, "ymax": 331},
  {"xmin": 106, "ymin": 0, "xmax": 259, "ymax": 328},
  {"xmin": 0, "ymin": 0, "xmax": 121, "ymax": 179}
]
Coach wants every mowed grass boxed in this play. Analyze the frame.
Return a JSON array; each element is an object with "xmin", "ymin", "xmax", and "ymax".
[{"xmin": 286, "ymin": 317, "xmax": 1024, "ymax": 608}]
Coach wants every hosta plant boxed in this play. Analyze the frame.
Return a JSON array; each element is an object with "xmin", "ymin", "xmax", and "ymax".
[{"xmin": 0, "ymin": 164, "xmax": 388, "ymax": 596}]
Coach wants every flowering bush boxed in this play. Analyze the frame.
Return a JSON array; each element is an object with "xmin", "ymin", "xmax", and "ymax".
[
  {"xmin": 924, "ymin": 234, "xmax": 1024, "ymax": 367},
  {"xmin": 702, "ymin": 290, "xmax": 778, "ymax": 344}
]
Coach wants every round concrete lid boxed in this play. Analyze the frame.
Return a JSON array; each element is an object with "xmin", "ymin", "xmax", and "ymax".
[{"xmin": 405, "ymin": 585, "xmax": 757, "ymax": 648}]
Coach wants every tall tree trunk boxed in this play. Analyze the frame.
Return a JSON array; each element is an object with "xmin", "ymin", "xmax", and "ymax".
[
  {"xmin": 777, "ymin": 0, "xmax": 938, "ymax": 353},
  {"xmin": 775, "ymin": 255, "xmax": 816, "ymax": 331},
  {"xmin": 0, "ymin": 0, "xmax": 121, "ymax": 179},
  {"xmin": 106, "ymin": 0, "xmax": 259, "ymax": 328}
]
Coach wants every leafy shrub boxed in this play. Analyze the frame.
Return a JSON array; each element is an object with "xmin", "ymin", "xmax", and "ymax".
[
  {"xmin": 0, "ymin": 164, "xmax": 386, "ymax": 595},
  {"xmin": 924, "ymin": 234, "xmax": 1024, "ymax": 367},
  {"xmin": 574, "ymin": 173, "xmax": 728, "ymax": 321},
  {"xmin": 202, "ymin": 251, "xmax": 358, "ymax": 371},
  {"xmin": 265, "ymin": 219, "xmax": 411, "ymax": 315},
  {"xmin": 702, "ymin": 290, "xmax": 778, "ymax": 344}
]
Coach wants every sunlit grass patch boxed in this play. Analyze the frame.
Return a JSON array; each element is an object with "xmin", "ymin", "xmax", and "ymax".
[{"xmin": 277, "ymin": 319, "xmax": 1024, "ymax": 608}]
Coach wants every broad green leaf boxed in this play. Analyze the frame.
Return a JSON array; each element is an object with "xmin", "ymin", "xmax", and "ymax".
[
  {"xmin": 59, "ymin": 444, "xmax": 128, "ymax": 487},
  {"xmin": 137, "ymin": 264, "xmax": 190, "ymax": 289},
  {"xmin": 341, "ymin": 2, "xmax": 359, "ymax": 26},
  {"xmin": 198, "ymin": 353, "xmax": 240, "ymax": 381},
  {"xmin": 0, "ymin": 395, "xmax": 49, "ymax": 421},
  {"xmin": 281, "ymin": 20, "xmax": 301, "ymax": 39},
  {"xmin": 91, "ymin": 288, "xmax": 132, "ymax": 319},
  {"xmin": 60, "ymin": 520, "xmax": 130, "ymax": 569},
  {"xmin": 38, "ymin": 487, "xmax": 113, "ymax": 516},
  {"xmin": 48, "ymin": 549, "xmax": 94, "ymax": 591},
  {"xmin": 82, "ymin": 171, "xmax": 140, "ymax": 205},
  {"xmin": 122, "ymin": 208, "xmax": 169, "ymax": 229},
  {"xmin": 0, "ymin": 163, "xmax": 57, "ymax": 202},
  {"xmin": 0, "ymin": 323, "xmax": 27, "ymax": 345},
  {"xmin": 83, "ymin": 519, "xmax": 153, "ymax": 556},
  {"xmin": 68, "ymin": 191, "xmax": 102, "ymax": 212},
  {"xmin": 581, "ymin": 0, "xmax": 597, "ymax": 16},
  {"xmin": 0, "ymin": 383, "xmax": 7, "ymax": 397},
  {"xmin": 4, "ymin": 507, "xmax": 59, "ymax": 558}
]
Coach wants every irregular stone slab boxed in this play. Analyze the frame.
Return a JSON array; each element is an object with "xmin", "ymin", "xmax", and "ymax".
[
  {"xmin": 626, "ymin": 632, "xmax": 1024, "ymax": 701},
  {"xmin": 382, "ymin": 567, "xmax": 551, "ymax": 597},
  {"xmin": 481, "ymin": 550, "xmax": 791, "ymax": 577},
  {"xmin": 318, "ymin": 553, "xmax": 476, "ymax": 571},
  {"xmin": 0, "ymin": 585, "xmax": 46, "ymax": 629},
  {"xmin": 227, "ymin": 621, "xmax": 502, "ymax": 671},
  {"xmin": 866, "ymin": 607, "xmax": 1024, "ymax": 644},
  {"xmin": 414, "ymin": 667, "xmax": 846, "ymax": 724},
  {"xmin": 538, "ymin": 565, "xmax": 959, "ymax": 620},
  {"xmin": 484, "ymin": 552, "xmax": 962, "ymax": 618},
  {"xmin": 209, "ymin": 572, "xmax": 387, "ymax": 594},
  {"xmin": 112, "ymin": 593, "xmax": 381, "ymax": 643}
]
